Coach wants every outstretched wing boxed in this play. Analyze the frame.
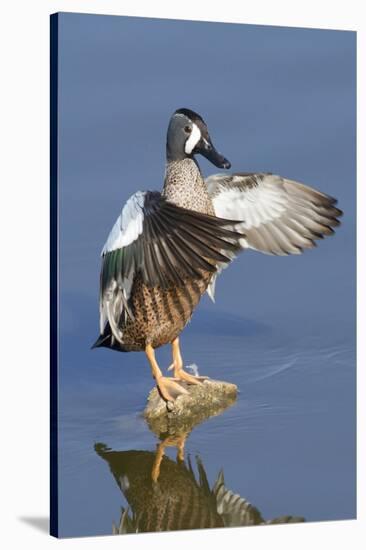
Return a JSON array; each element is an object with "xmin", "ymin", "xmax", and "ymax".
[
  {"xmin": 98, "ymin": 190, "xmax": 245, "ymax": 339},
  {"xmin": 206, "ymin": 172, "xmax": 342, "ymax": 299}
]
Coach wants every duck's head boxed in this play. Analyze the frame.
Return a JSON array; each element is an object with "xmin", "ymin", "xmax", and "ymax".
[{"xmin": 166, "ymin": 108, "xmax": 231, "ymax": 169}]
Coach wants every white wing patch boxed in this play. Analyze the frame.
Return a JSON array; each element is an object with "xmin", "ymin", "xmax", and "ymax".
[
  {"xmin": 99, "ymin": 191, "xmax": 146, "ymax": 336},
  {"xmin": 206, "ymin": 173, "xmax": 342, "ymax": 301},
  {"xmin": 210, "ymin": 175, "xmax": 287, "ymax": 231},
  {"xmin": 185, "ymin": 123, "xmax": 201, "ymax": 155},
  {"xmin": 101, "ymin": 191, "xmax": 146, "ymax": 255}
]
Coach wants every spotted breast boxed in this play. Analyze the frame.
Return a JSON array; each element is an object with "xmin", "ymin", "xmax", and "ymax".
[{"xmin": 120, "ymin": 158, "xmax": 216, "ymax": 351}]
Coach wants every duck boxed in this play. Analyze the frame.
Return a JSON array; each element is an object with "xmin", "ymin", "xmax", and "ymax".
[
  {"xmin": 95, "ymin": 443, "xmax": 304, "ymax": 533},
  {"xmin": 92, "ymin": 108, "xmax": 342, "ymax": 405}
]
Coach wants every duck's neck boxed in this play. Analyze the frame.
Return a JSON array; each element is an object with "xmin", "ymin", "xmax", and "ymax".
[{"xmin": 162, "ymin": 158, "xmax": 213, "ymax": 214}]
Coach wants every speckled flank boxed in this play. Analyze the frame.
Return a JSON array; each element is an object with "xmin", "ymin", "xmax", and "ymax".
[{"xmin": 120, "ymin": 158, "xmax": 215, "ymax": 351}]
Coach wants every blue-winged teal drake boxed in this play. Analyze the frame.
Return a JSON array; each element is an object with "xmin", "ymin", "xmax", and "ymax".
[
  {"xmin": 92, "ymin": 108, "xmax": 342, "ymax": 404},
  {"xmin": 95, "ymin": 443, "xmax": 304, "ymax": 532}
]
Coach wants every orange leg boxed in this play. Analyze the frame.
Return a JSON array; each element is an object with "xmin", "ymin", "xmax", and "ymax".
[
  {"xmin": 145, "ymin": 343, "xmax": 188, "ymax": 403},
  {"xmin": 151, "ymin": 434, "xmax": 187, "ymax": 482},
  {"xmin": 169, "ymin": 337, "xmax": 208, "ymax": 385}
]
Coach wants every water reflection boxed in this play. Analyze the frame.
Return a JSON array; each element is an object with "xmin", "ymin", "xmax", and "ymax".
[{"xmin": 95, "ymin": 397, "xmax": 305, "ymax": 534}]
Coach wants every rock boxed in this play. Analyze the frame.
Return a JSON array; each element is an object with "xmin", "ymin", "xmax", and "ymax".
[{"xmin": 143, "ymin": 378, "xmax": 238, "ymax": 436}]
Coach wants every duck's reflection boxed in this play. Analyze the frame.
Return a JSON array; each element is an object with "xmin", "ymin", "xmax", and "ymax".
[{"xmin": 95, "ymin": 400, "xmax": 304, "ymax": 533}]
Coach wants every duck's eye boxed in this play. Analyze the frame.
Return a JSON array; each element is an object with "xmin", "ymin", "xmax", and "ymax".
[{"xmin": 184, "ymin": 125, "xmax": 192, "ymax": 134}]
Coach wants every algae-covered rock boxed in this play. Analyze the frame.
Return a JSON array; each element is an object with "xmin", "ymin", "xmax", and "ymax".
[{"xmin": 143, "ymin": 378, "xmax": 238, "ymax": 436}]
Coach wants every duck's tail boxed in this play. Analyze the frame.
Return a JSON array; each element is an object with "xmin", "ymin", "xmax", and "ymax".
[
  {"xmin": 91, "ymin": 332, "xmax": 110, "ymax": 349},
  {"xmin": 91, "ymin": 323, "xmax": 129, "ymax": 352}
]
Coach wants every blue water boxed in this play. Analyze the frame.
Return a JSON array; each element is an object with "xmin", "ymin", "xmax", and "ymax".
[
  {"xmin": 58, "ymin": 303, "xmax": 356, "ymax": 537},
  {"xmin": 56, "ymin": 13, "xmax": 356, "ymax": 538}
]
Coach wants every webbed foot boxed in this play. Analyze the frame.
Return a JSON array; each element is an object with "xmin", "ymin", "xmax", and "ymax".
[
  {"xmin": 156, "ymin": 375, "xmax": 189, "ymax": 403},
  {"xmin": 170, "ymin": 366, "xmax": 208, "ymax": 385}
]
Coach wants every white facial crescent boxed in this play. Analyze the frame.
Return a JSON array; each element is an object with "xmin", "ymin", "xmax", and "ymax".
[{"xmin": 185, "ymin": 123, "xmax": 201, "ymax": 154}]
